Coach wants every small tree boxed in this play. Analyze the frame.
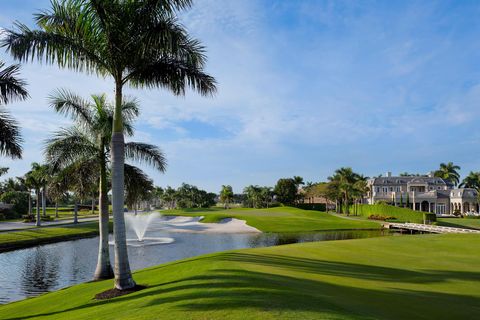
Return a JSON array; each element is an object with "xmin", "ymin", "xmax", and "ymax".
[
  {"xmin": 274, "ymin": 178, "xmax": 298, "ymax": 205},
  {"xmin": 219, "ymin": 185, "xmax": 234, "ymax": 209}
]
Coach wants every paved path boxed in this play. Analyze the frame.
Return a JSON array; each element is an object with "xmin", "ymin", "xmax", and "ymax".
[{"xmin": 0, "ymin": 217, "xmax": 101, "ymax": 232}]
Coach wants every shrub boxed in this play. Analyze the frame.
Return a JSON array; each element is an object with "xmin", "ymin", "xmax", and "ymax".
[
  {"xmin": 423, "ymin": 213, "xmax": 437, "ymax": 224},
  {"xmin": 368, "ymin": 214, "xmax": 396, "ymax": 221},
  {"xmin": 353, "ymin": 204, "xmax": 424, "ymax": 223},
  {"xmin": 0, "ymin": 191, "xmax": 28, "ymax": 218}
]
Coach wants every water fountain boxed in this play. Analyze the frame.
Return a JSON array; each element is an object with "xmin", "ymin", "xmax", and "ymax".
[{"xmin": 109, "ymin": 212, "xmax": 174, "ymax": 247}]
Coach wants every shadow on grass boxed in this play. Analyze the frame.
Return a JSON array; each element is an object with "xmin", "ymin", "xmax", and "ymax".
[{"xmin": 4, "ymin": 252, "xmax": 480, "ymax": 320}]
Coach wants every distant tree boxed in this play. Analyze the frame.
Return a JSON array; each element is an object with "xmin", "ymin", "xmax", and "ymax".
[
  {"xmin": 434, "ymin": 162, "xmax": 461, "ymax": 186},
  {"xmin": 274, "ymin": 178, "xmax": 298, "ymax": 205},
  {"xmin": 328, "ymin": 167, "xmax": 363, "ymax": 215},
  {"xmin": 459, "ymin": 172, "xmax": 480, "ymax": 191},
  {"xmin": 243, "ymin": 185, "xmax": 261, "ymax": 208},
  {"xmin": 293, "ymin": 176, "xmax": 304, "ymax": 187},
  {"xmin": 124, "ymin": 165, "xmax": 154, "ymax": 214},
  {"xmin": 24, "ymin": 163, "xmax": 49, "ymax": 226},
  {"xmin": 161, "ymin": 186, "xmax": 177, "ymax": 210},
  {"xmin": 259, "ymin": 187, "xmax": 274, "ymax": 208},
  {"xmin": 219, "ymin": 185, "xmax": 234, "ymax": 209}
]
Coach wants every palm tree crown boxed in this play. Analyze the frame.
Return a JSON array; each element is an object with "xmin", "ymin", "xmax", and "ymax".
[{"xmin": 434, "ymin": 162, "xmax": 461, "ymax": 186}]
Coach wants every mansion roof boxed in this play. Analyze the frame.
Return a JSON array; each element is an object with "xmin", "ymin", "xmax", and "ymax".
[{"xmin": 370, "ymin": 176, "xmax": 451, "ymax": 186}]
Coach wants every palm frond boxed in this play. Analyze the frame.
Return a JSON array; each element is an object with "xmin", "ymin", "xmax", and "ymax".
[
  {"xmin": 124, "ymin": 142, "xmax": 167, "ymax": 172},
  {"xmin": 0, "ymin": 108, "xmax": 23, "ymax": 158},
  {"xmin": 48, "ymin": 88, "xmax": 94, "ymax": 127},
  {"xmin": 44, "ymin": 127, "xmax": 98, "ymax": 170},
  {"xmin": 0, "ymin": 61, "xmax": 29, "ymax": 104}
]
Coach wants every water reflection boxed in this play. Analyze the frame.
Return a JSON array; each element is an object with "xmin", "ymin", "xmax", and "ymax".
[{"xmin": 0, "ymin": 229, "xmax": 390, "ymax": 304}]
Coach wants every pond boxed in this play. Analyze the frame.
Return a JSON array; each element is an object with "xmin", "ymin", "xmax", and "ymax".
[{"xmin": 0, "ymin": 228, "xmax": 391, "ymax": 304}]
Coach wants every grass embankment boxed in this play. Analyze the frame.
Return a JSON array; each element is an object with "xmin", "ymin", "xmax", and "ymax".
[
  {"xmin": 2, "ymin": 234, "xmax": 479, "ymax": 319},
  {"xmin": 351, "ymin": 204, "xmax": 424, "ymax": 223},
  {"xmin": 437, "ymin": 217, "xmax": 480, "ymax": 230},
  {"xmin": 0, "ymin": 222, "xmax": 110, "ymax": 252},
  {"xmin": 162, "ymin": 207, "xmax": 380, "ymax": 232}
]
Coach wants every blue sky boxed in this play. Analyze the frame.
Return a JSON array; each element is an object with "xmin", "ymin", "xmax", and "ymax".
[{"xmin": 1, "ymin": 0, "xmax": 480, "ymax": 192}]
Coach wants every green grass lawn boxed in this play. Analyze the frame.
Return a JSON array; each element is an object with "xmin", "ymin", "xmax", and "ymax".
[
  {"xmin": 161, "ymin": 207, "xmax": 380, "ymax": 232},
  {"xmin": 437, "ymin": 217, "xmax": 480, "ymax": 230},
  {"xmin": 1, "ymin": 233, "xmax": 478, "ymax": 319},
  {"xmin": 0, "ymin": 222, "xmax": 105, "ymax": 252}
]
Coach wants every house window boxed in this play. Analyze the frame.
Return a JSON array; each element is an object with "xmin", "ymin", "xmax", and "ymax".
[
  {"xmin": 436, "ymin": 204, "xmax": 446, "ymax": 214},
  {"xmin": 383, "ymin": 187, "xmax": 388, "ymax": 193},
  {"xmin": 376, "ymin": 187, "xmax": 380, "ymax": 192},
  {"xmin": 389, "ymin": 187, "xmax": 393, "ymax": 192},
  {"xmin": 396, "ymin": 186, "xmax": 401, "ymax": 192}
]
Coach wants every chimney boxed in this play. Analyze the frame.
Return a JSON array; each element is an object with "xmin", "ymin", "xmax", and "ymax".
[{"xmin": 386, "ymin": 171, "xmax": 392, "ymax": 177}]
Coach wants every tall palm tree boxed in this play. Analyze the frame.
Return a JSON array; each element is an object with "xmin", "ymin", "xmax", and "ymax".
[
  {"xmin": 0, "ymin": 61, "xmax": 28, "ymax": 159},
  {"xmin": 459, "ymin": 172, "xmax": 480, "ymax": 191},
  {"xmin": 45, "ymin": 90, "xmax": 166, "ymax": 281},
  {"xmin": 219, "ymin": 185, "xmax": 234, "ymax": 209},
  {"xmin": 3, "ymin": 0, "xmax": 216, "ymax": 290},
  {"xmin": 434, "ymin": 162, "xmax": 461, "ymax": 186}
]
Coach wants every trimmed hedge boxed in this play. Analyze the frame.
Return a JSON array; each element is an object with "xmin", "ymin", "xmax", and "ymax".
[
  {"xmin": 296, "ymin": 203, "xmax": 326, "ymax": 211},
  {"xmin": 351, "ymin": 204, "xmax": 425, "ymax": 223}
]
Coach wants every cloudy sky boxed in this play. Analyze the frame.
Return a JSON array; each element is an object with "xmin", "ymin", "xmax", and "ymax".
[{"xmin": 1, "ymin": 0, "xmax": 480, "ymax": 192}]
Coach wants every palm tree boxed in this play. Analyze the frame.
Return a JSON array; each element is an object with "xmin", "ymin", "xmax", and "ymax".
[
  {"xmin": 434, "ymin": 162, "xmax": 461, "ymax": 186},
  {"xmin": 3, "ymin": 0, "xmax": 216, "ymax": 290},
  {"xmin": 219, "ymin": 185, "xmax": 234, "ymax": 209},
  {"xmin": 45, "ymin": 90, "xmax": 166, "ymax": 281},
  {"xmin": 24, "ymin": 163, "xmax": 49, "ymax": 226},
  {"xmin": 0, "ymin": 60, "xmax": 28, "ymax": 159},
  {"xmin": 459, "ymin": 172, "xmax": 480, "ymax": 191},
  {"xmin": 328, "ymin": 168, "xmax": 361, "ymax": 215},
  {"xmin": 293, "ymin": 176, "xmax": 304, "ymax": 187}
]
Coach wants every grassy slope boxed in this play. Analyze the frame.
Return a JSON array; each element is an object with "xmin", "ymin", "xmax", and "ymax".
[
  {"xmin": 0, "ymin": 222, "xmax": 103, "ymax": 252},
  {"xmin": 161, "ymin": 207, "xmax": 380, "ymax": 232},
  {"xmin": 437, "ymin": 217, "xmax": 480, "ymax": 230},
  {"xmin": 1, "ymin": 234, "xmax": 479, "ymax": 320}
]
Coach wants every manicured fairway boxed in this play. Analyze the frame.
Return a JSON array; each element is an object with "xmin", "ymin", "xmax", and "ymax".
[
  {"xmin": 437, "ymin": 217, "xmax": 480, "ymax": 230},
  {"xmin": 162, "ymin": 207, "xmax": 380, "ymax": 232},
  {"xmin": 1, "ymin": 234, "xmax": 478, "ymax": 319},
  {"xmin": 0, "ymin": 222, "xmax": 104, "ymax": 252}
]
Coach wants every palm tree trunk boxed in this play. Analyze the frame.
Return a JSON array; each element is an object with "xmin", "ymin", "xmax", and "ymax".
[
  {"xmin": 73, "ymin": 202, "xmax": 78, "ymax": 224},
  {"xmin": 112, "ymin": 81, "xmax": 135, "ymax": 290},
  {"xmin": 28, "ymin": 192, "xmax": 31, "ymax": 215},
  {"xmin": 94, "ymin": 151, "xmax": 114, "ymax": 280},
  {"xmin": 42, "ymin": 187, "xmax": 47, "ymax": 217},
  {"xmin": 55, "ymin": 202, "xmax": 58, "ymax": 218},
  {"xmin": 344, "ymin": 192, "xmax": 349, "ymax": 215},
  {"xmin": 35, "ymin": 190, "xmax": 41, "ymax": 226}
]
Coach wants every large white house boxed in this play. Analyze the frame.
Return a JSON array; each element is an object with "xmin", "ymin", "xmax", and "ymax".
[{"xmin": 366, "ymin": 172, "xmax": 478, "ymax": 215}]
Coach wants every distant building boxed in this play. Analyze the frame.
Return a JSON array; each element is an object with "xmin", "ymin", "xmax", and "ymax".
[{"xmin": 366, "ymin": 172, "xmax": 478, "ymax": 215}]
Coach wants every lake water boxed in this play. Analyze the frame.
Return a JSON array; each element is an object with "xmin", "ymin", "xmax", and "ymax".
[{"xmin": 0, "ymin": 228, "xmax": 390, "ymax": 304}]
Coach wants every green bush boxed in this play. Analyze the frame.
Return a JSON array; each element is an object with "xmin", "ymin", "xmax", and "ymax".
[
  {"xmin": 0, "ymin": 191, "xmax": 29, "ymax": 218},
  {"xmin": 423, "ymin": 213, "xmax": 437, "ymax": 224},
  {"xmin": 352, "ymin": 204, "xmax": 424, "ymax": 223}
]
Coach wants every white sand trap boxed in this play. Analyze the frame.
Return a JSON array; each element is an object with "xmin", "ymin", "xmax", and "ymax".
[{"xmin": 153, "ymin": 215, "xmax": 261, "ymax": 234}]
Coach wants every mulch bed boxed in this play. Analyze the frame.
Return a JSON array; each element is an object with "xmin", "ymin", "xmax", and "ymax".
[{"xmin": 94, "ymin": 285, "xmax": 147, "ymax": 300}]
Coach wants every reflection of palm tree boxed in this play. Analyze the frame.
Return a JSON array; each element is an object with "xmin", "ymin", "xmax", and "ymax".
[
  {"xmin": 434, "ymin": 162, "xmax": 461, "ymax": 186},
  {"xmin": 4, "ymin": 0, "xmax": 216, "ymax": 290},
  {"xmin": 0, "ymin": 61, "xmax": 28, "ymax": 159},
  {"xmin": 45, "ymin": 90, "xmax": 166, "ymax": 281}
]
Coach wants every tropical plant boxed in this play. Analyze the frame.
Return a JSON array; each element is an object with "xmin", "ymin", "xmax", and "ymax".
[
  {"xmin": 45, "ymin": 90, "xmax": 166, "ymax": 280},
  {"xmin": 219, "ymin": 185, "xmax": 234, "ymax": 209},
  {"xmin": 0, "ymin": 60, "xmax": 28, "ymax": 159},
  {"xmin": 293, "ymin": 176, "xmax": 304, "ymax": 187},
  {"xmin": 459, "ymin": 171, "xmax": 480, "ymax": 191},
  {"xmin": 3, "ymin": 0, "xmax": 217, "ymax": 290},
  {"xmin": 328, "ymin": 167, "xmax": 363, "ymax": 215},
  {"xmin": 434, "ymin": 162, "xmax": 461, "ymax": 186},
  {"xmin": 161, "ymin": 186, "xmax": 177, "ymax": 209},
  {"xmin": 24, "ymin": 163, "xmax": 49, "ymax": 226}
]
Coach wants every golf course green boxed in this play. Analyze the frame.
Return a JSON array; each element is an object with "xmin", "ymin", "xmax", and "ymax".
[
  {"xmin": 1, "ymin": 233, "xmax": 478, "ymax": 319},
  {"xmin": 161, "ymin": 207, "xmax": 381, "ymax": 232}
]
